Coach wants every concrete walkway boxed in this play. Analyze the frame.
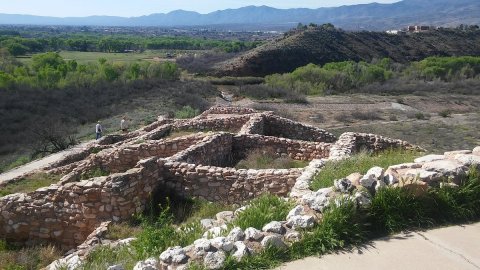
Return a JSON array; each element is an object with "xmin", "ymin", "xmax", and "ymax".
[
  {"xmin": 277, "ymin": 222, "xmax": 480, "ymax": 270},
  {"xmin": 0, "ymin": 141, "xmax": 92, "ymax": 184}
]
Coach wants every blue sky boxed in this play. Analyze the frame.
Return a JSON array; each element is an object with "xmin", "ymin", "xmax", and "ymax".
[{"xmin": 0, "ymin": 0, "xmax": 399, "ymax": 17}]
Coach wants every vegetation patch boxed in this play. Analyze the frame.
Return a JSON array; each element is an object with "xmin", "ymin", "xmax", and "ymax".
[
  {"xmin": 233, "ymin": 194, "xmax": 293, "ymax": 230},
  {"xmin": 0, "ymin": 240, "xmax": 62, "ymax": 270},
  {"xmin": 175, "ymin": 106, "xmax": 200, "ymax": 119},
  {"xmin": 0, "ymin": 173, "xmax": 61, "ymax": 197},
  {"xmin": 235, "ymin": 149, "xmax": 309, "ymax": 170},
  {"xmin": 311, "ymin": 150, "xmax": 421, "ymax": 190}
]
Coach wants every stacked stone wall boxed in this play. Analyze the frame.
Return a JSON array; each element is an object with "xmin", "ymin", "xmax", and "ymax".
[
  {"xmin": 263, "ymin": 115, "xmax": 336, "ymax": 143},
  {"xmin": 233, "ymin": 135, "xmax": 331, "ymax": 161},
  {"xmin": 173, "ymin": 115, "xmax": 251, "ymax": 133},
  {"xmin": 196, "ymin": 106, "xmax": 258, "ymax": 119},
  {"xmin": 238, "ymin": 114, "xmax": 265, "ymax": 135}
]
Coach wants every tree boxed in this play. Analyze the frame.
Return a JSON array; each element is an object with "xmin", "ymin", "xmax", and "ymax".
[
  {"xmin": 7, "ymin": 42, "xmax": 29, "ymax": 56},
  {"xmin": 31, "ymin": 52, "xmax": 65, "ymax": 72}
]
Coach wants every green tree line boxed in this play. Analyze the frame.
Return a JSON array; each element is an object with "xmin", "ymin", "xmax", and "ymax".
[
  {"xmin": 0, "ymin": 34, "xmax": 261, "ymax": 56},
  {"xmin": 0, "ymin": 50, "xmax": 180, "ymax": 90},
  {"xmin": 265, "ymin": 56, "xmax": 480, "ymax": 95}
]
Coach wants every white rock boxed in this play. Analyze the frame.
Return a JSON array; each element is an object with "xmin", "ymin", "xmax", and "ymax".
[
  {"xmin": 262, "ymin": 221, "xmax": 286, "ymax": 235},
  {"xmin": 453, "ymin": 154, "xmax": 480, "ymax": 168},
  {"xmin": 444, "ymin": 150, "xmax": 472, "ymax": 158},
  {"xmin": 414, "ymin": 155, "xmax": 445, "ymax": 163},
  {"xmin": 422, "ymin": 160, "xmax": 467, "ymax": 183},
  {"xmin": 203, "ymin": 251, "xmax": 226, "ymax": 270},
  {"xmin": 302, "ymin": 188, "xmax": 333, "ymax": 212},
  {"xmin": 216, "ymin": 211, "xmax": 234, "ymax": 223},
  {"xmin": 286, "ymin": 215, "xmax": 315, "ymax": 229},
  {"xmin": 107, "ymin": 265, "xmax": 125, "ymax": 270},
  {"xmin": 261, "ymin": 235, "xmax": 287, "ymax": 249},
  {"xmin": 334, "ymin": 178, "xmax": 355, "ymax": 193},
  {"xmin": 200, "ymin": 219, "xmax": 217, "ymax": 230},
  {"xmin": 203, "ymin": 225, "xmax": 227, "ymax": 239},
  {"xmin": 227, "ymin": 227, "xmax": 245, "ymax": 242},
  {"xmin": 193, "ymin": 238, "xmax": 212, "ymax": 256},
  {"xmin": 232, "ymin": 241, "xmax": 249, "ymax": 261},
  {"xmin": 360, "ymin": 167, "xmax": 384, "ymax": 188},
  {"xmin": 354, "ymin": 191, "xmax": 371, "ymax": 208},
  {"xmin": 234, "ymin": 206, "xmax": 248, "ymax": 216},
  {"xmin": 159, "ymin": 246, "xmax": 187, "ymax": 264},
  {"xmin": 245, "ymin": 227, "xmax": 263, "ymax": 241},
  {"xmin": 473, "ymin": 146, "xmax": 480, "ymax": 156},
  {"xmin": 286, "ymin": 205, "xmax": 304, "ymax": 220},
  {"xmin": 133, "ymin": 258, "xmax": 159, "ymax": 270},
  {"xmin": 210, "ymin": 237, "xmax": 234, "ymax": 252}
]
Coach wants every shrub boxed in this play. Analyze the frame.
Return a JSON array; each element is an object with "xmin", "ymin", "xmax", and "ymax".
[
  {"xmin": 438, "ymin": 110, "xmax": 452, "ymax": 118},
  {"xmin": 233, "ymin": 194, "xmax": 293, "ymax": 230},
  {"xmin": 235, "ymin": 149, "xmax": 308, "ymax": 170},
  {"xmin": 175, "ymin": 106, "xmax": 200, "ymax": 119},
  {"xmin": 389, "ymin": 115, "xmax": 398, "ymax": 121},
  {"xmin": 334, "ymin": 113, "xmax": 350, "ymax": 123},
  {"xmin": 0, "ymin": 242, "xmax": 62, "ymax": 270}
]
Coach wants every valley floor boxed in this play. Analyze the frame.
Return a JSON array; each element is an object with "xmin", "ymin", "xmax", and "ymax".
[{"xmin": 277, "ymin": 222, "xmax": 480, "ymax": 270}]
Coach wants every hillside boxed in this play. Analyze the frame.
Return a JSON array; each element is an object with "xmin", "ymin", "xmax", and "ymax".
[
  {"xmin": 214, "ymin": 27, "xmax": 480, "ymax": 77},
  {"xmin": 0, "ymin": 0, "xmax": 479, "ymax": 30}
]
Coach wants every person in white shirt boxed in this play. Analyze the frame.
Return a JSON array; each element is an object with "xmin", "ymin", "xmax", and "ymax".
[
  {"xmin": 95, "ymin": 121, "xmax": 103, "ymax": 140},
  {"xmin": 121, "ymin": 117, "xmax": 128, "ymax": 133}
]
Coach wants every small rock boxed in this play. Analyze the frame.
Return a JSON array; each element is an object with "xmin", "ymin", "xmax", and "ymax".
[
  {"xmin": 245, "ymin": 227, "xmax": 263, "ymax": 241},
  {"xmin": 133, "ymin": 258, "xmax": 159, "ymax": 270},
  {"xmin": 232, "ymin": 241, "xmax": 249, "ymax": 261},
  {"xmin": 354, "ymin": 191, "xmax": 371, "ymax": 208},
  {"xmin": 204, "ymin": 251, "xmax": 226, "ymax": 270},
  {"xmin": 159, "ymin": 246, "xmax": 187, "ymax": 264},
  {"xmin": 227, "ymin": 227, "xmax": 245, "ymax": 242},
  {"xmin": 360, "ymin": 167, "xmax": 384, "ymax": 188},
  {"xmin": 210, "ymin": 237, "xmax": 234, "ymax": 252},
  {"xmin": 473, "ymin": 146, "xmax": 480, "ymax": 156},
  {"xmin": 203, "ymin": 225, "xmax": 227, "ymax": 239},
  {"xmin": 261, "ymin": 235, "xmax": 287, "ymax": 249},
  {"xmin": 200, "ymin": 219, "xmax": 217, "ymax": 230},
  {"xmin": 193, "ymin": 238, "xmax": 212, "ymax": 256},
  {"xmin": 346, "ymin": 172, "xmax": 363, "ymax": 187},
  {"xmin": 302, "ymin": 188, "xmax": 333, "ymax": 212},
  {"xmin": 384, "ymin": 173, "xmax": 398, "ymax": 186},
  {"xmin": 286, "ymin": 205, "xmax": 304, "ymax": 220},
  {"xmin": 285, "ymin": 231, "xmax": 301, "ymax": 242},
  {"xmin": 334, "ymin": 178, "xmax": 355, "ymax": 193},
  {"xmin": 216, "ymin": 211, "xmax": 234, "ymax": 223},
  {"xmin": 107, "ymin": 265, "xmax": 125, "ymax": 270},
  {"xmin": 286, "ymin": 215, "xmax": 315, "ymax": 229},
  {"xmin": 262, "ymin": 221, "xmax": 286, "ymax": 235}
]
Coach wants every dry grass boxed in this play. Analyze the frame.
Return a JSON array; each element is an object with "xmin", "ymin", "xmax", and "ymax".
[
  {"xmin": 0, "ymin": 241, "xmax": 62, "ymax": 270},
  {"xmin": 236, "ymin": 149, "xmax": 309, "ymax": 169},
  {"xmin": 0, "ymin": 173, "xmax": 61, "ymax": 197}
]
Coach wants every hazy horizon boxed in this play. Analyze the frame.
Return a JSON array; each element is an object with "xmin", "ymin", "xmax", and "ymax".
[{"xmin": 0, "ymin": 0, "xmax": 400, "ymax": 17}]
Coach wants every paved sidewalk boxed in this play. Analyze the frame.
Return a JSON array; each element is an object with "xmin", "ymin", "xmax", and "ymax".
[
  {"xmin": 0, "ymin": 141, "xmax": 92, "ymax": 184},
  {"xmin": 277, "ymin": 222, "xmax": 480, "ymax": 270}
]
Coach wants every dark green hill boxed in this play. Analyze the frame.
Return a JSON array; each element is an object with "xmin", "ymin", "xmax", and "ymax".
[{"xmin": 215, "ymin": 27, "xmax": 480, "ymax": 77}]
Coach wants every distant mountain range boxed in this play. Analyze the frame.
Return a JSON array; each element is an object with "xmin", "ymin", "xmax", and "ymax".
[{"xmin": 0, "ymin": 0, "xmax": 479, "ymax": 30}]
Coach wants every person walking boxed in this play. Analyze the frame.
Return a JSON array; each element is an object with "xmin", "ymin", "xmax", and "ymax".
[
  {"xmin": 120, "ymin": 117, "xmax": 128, "ymax": 133},
  {"xmin": 95, "ymin": 121, "xmax": 103, "ymax": 140}
]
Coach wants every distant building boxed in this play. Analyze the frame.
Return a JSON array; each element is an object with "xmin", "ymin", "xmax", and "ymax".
[{"xmin": 407, "ymin": 25, "xmax": 431, "ymax": 33}]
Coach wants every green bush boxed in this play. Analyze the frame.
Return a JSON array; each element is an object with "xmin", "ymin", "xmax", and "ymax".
[
  {"xmin": 438, "ymin": 110, "xmax": 452, "ymax": 118},
  {"xmin": 233, "ymin": 194, "xmax": 293, "ymax": 230},
  {"xmin": 175, "ymin": 106, "xmax": 200, "ymax": 119}
]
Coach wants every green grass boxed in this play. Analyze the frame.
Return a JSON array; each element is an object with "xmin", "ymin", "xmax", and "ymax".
[
  {"xmin": 18, "ymin": 50, "xmax": 173, "ymax": 65},
  {"xmin": 233, "ymin": 194, "xmax": 293, "ymax": 230},
  {"xmin": 80, "ymin": 167, "xmax": 110, "ymax": 180},
  {"xmin": 311, "ymin": 149, "xmax": 421, "ymax": 190},
  {"xmin": 0, "ymin": 173, "xmax": 61, "ymax": 197},
  {"xmin": 236, "ymin": 150, "xmax": 309, "ymax": 170}
]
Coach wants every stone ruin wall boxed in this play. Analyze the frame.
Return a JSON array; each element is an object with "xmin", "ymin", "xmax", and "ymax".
[{"xmin": 0, "ymin": 106, "xmax": 417, "ymax": 251}]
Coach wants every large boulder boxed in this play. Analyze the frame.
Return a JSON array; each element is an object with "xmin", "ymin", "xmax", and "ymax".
[
  {"xmin": 302, "ymin": 187, "xmax": 333, "ymax": 212},
  {"xmin": 422, "ymin": 160, "xmax": 467, "ymax": 183},
  {"xmin": 210, "ymin": 237, "xmax": 234, "ymax": 252},
  {"xmin": 286, "ymin": 205, "xmax": 304, "ymax": 219},
  {"xmin": 159, "ymin": 246, "xmax": 187, "ymax": 264},
  {"xmin": 193, "ymin": 238, "xmax": 212, "ymax": 257},
  {"xmin": 360, "ymin": 167, "xmax": 384, "ymax": 189},
  {"xmin": 334, "ymin": 178, "xmax": 355, "ymax": 193},
  {"xmin": 414, "ymin": 155, "xmax": 445, "ymax": 163},
  {"xmin": 232, "ymin": 241, "xmax": 250, "ymax": 261},
  {"xmin": 473, "ymin": 146, "xmax": 480, "ymax": 156},
  {"xmin": 286, "ymin": 215, "xmax": 315, "ymax": 229},
  {"xmin": 227, "ymin": 227, "xmax": 245, "ymax": 242}
]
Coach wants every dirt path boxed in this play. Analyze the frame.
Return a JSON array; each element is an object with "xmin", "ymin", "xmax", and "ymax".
[{"xmin": 0, "ymin": 141, "xmax": 92, "ymax": 185}]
